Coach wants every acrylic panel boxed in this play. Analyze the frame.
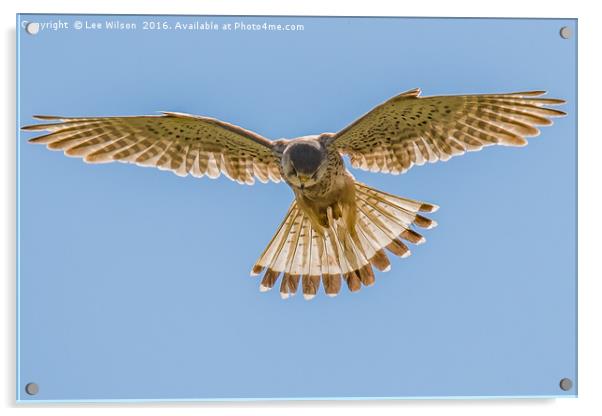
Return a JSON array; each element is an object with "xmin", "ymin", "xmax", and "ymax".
[{"xmin": 16, "ymin": 15, "xmax": 577, "ymax": 402}]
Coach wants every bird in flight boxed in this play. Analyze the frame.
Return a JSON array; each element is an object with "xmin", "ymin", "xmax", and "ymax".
[{"xmin": 22, "ymin": 88, "xmax": 565, "ymax": 300}]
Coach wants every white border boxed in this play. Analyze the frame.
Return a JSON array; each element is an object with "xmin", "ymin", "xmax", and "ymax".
[{"xmin": 3, "ymin": 1, "xmax": 600, "ymax": 415}]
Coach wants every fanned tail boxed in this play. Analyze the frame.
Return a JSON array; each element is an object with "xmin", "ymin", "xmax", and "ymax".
[{"xmin": 251, "ymin": 181, "xmax": 438, "ymax": 300}]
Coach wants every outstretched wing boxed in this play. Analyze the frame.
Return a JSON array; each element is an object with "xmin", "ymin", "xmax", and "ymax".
[
  {"xmin": 328, "ymin": 88, "xmax": 566, "ymax": 174},
  {"xmin": 22, "ymin": 112, "xmax": 282, "ymax": 184}
]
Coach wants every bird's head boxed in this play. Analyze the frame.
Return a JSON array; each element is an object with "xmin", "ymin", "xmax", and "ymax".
[{"xmin": 281, "ymin": 139, "xmax": 328, "ymax": 190}]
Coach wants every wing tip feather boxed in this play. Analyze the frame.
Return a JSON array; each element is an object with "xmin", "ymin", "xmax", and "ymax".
[{"xmin": 32, "ymin": 115, "xmax": 63, "ymax": 120}]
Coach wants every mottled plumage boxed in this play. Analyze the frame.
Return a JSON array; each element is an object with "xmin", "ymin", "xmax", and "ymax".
[{"xmin": 22, "ymin": 88, "xmax": 566, "ymax": 300}]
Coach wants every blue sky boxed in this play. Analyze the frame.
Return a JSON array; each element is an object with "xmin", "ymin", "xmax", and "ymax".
[{"xmin": 17, "ymin": 15, "xmax": 576, "ymax": 401}]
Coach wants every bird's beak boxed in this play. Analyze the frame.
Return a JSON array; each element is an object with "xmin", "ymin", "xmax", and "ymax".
[{"xmin": 298, "ymin": 174, "xmax": 310, "ymax": 184}]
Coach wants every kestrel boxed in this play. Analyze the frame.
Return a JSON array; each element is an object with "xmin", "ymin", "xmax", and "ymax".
[{"xmin": 22, "ymin": 88, "xmax": 565, "ymax": 300}]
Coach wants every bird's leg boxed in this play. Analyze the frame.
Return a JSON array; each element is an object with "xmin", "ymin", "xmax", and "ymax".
[
  {"xmin": 331, "ymin": 202, "xmax": 343, "ymax": 220},
  {"xmin": 316, "ymin": 209, "xmax": 330, "ymax": 228},
  {"xmin": 294, "ymin": 192, "xmax": 330, "ymax": 229},
  {"xmin": 339, "ymin": 176, "xmax": 359, "ymax": 240}
]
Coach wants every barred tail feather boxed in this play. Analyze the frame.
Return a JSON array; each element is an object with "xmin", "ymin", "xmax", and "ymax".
[{"xmin": 251, "ymin": 181, "xmax": 437, "ymax": 299}]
